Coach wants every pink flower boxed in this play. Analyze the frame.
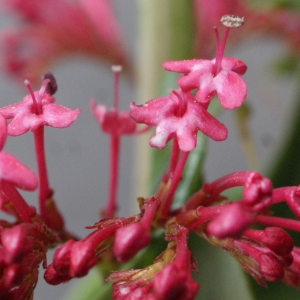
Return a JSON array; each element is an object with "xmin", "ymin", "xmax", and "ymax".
[
  {"xmin": 1, "ymin": 0, "xmax": 128, "ymax": 83},
  {"xmin": 90, "ymin": 99, "xmax": 136, "ymax": 136},
  {"xmin": 162, "ymin": 58, "xmax": 247, "ymax": 109},
  {"xmin": 0, "ymin": 80, "xmax": 80, "ymax": 136},
  {"xmin": 130, "ymin": 89, "xmax": 228, "ymax": 151}
]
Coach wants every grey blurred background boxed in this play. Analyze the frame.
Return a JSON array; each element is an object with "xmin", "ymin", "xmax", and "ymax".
[{"xmin": 0, "ymin": 1, "xmax": 296, "ymax": 299}]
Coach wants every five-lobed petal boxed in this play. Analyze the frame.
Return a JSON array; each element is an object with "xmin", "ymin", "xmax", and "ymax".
[
  {"xmin": 163, "ymin": 58, "xmax": 247, "ymax": 109},
  {"xmin": 130, "ymin": 89, "xmax": 227, "ymax": 152},
  {"xmin": 0, "ymin": 92, "xmax": 80, "ymax": 136}
]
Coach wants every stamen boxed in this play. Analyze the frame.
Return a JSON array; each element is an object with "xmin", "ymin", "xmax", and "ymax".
[
  {"xmin": 39, "ymin": 78, "xmax": 51, "ymax": 99},
  {"xmin": 214, "ymin": 15, "xmax": 244, "ymax": 75},
  {"xmin": 24, "ymin": 79, "xmax": 40, "ymax": 115},
  {"xmin": 42, "ymin": 72, "xmax": 58, "ymax": 95},
  {"xmin": 111, "ymin": 65, "xmax": 122, "ymax": 110}
]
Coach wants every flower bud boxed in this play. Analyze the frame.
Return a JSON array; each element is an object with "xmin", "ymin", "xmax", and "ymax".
[
  {"xmin": 113, "ymin": 222, "xmax": 150, "ymax": 262},
  {"xmin": 261, "ymin": 227, "xmax": 294, "ymax": 256},
  {"xmin": 69, "ymin": 241, "xmax": 97, "ymax": 277},
  {"xmin": 259, "ymin": 252, "xmax": 284, "ymax": 282},
  {"xmin": 243, "ymin": 172, "xmax": 272, "ymax": 212},
  {"xmin": 207, "ymin": 202, "xmax": 254, "ymax": 238},
  {"xmin": 153, "ymin": 264, "xmax": 198, "ymax": 300}
]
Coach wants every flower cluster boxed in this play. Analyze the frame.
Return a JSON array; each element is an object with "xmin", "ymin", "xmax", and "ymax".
[{"xmin": 1, "ymin": 2, "xmax": 300, "ymax": 300}]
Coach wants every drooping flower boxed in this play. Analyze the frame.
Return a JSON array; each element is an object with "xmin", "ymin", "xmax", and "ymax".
[
  {"xmin": 1, "ymin": 0, "xmax": 128, "ymax": 83},
  {"xmin": 130, "ymin": 89, "xmax": 228, "ymax": 151}
]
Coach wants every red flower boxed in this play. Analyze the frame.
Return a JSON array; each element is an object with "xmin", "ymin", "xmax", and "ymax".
[{"xmin": 1, "ymin": 0, "xmax": 128, "ymax": 83}]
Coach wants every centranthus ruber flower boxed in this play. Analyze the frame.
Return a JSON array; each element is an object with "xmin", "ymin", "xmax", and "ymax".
[
  {"xmin": 163, "ymin": 16, "xmax": 247, "ymax": 109},
  {"xmin": 130, "ymin": 89, "xmax": 227, "ymax": 152},
  {"xmin": 1, "ymin": 0, "xmax": 128, "ymax": 83},
  {"xmin": 90, "ymin": 66, "xmax": 144, "ymax": 219},
  {"xmin": 0, "ymin": 73, "xmax": 79, "ymax": 237},
  {"xmin": 0, "ymin": 74, "xmax": 80, "ymax": 136}
]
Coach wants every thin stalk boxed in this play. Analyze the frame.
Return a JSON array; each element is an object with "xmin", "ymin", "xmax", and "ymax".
[
  {"xmin": 160, "ymin": 151, "xmax": 190, "ymax": 218},
  {"xmin": 34, "ymin": 126, "xmax": 51, "ymax": 222},
  {"xmin": 167, "ymin": 136, "xmax": 180, "ymax": 177},
  {"xmin": 256, "ymin": 215, "xmax": 300, "ymax": 232},
  {"xmin": 106, "ymin": 134, "xmax": 120, "ymax": 218}
]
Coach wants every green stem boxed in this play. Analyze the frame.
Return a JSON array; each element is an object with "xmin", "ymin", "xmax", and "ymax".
[{"xmin": 133, "ymin": 0, "xmax": 194, "ymax": 199}]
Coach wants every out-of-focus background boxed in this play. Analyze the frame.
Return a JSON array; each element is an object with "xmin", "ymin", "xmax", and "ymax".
[{"xmin": 0, "ymin": 1, "xmax": 297, "ymax": 299}]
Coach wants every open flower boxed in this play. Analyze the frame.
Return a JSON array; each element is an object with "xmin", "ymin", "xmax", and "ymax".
[
  {"xmin": 130, "ymin": 89, "xmax": 227, "ymax": 151},
  {"xmin": 163, "ymin": 57, "xmax": 247, "ymax": 109},
  {"xmin": 0, "ymin": 80, "xmax": 80, "ymax": 136}
]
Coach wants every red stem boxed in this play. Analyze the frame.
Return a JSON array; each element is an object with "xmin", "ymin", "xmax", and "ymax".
[
  {"xmin": 255, "ymin": 215, "xmax": 300, "ymax": 233},
  {"xmin": 34, "ymin": 126, "xmax": 51, "ymax": 222},
  {"xmin": 160, "ymin": 151, "xmax": 190, "ymax": 218},
  {"xmin": 167, "ymin": 136, "xmax": 180, "ymax": 178},
  {"xmin": 106, "ymin": 134, "xmax": 120, "ymax": 218},
  {"xmin": 1, "ymin": 181, "xmax": 33, "ymax": 223},
  {"xmin": 203, "ymin": 171, "xmax": 253, "ymax": 205},
  {"xmin": 140, "ymin": 198, "xmax": 160, "ymax": 228}
]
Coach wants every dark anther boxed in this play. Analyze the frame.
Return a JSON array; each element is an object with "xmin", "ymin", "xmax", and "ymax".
[{"xmin": 42, "ymin": 72, "xmax": 58, "ymax": 95}]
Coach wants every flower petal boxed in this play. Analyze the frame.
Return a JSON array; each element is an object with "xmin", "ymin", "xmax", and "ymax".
[
  {"xmin": 0, "ymin": 152, "xmax": 38, "ymax": 190},
  {"xmin": 214, "ymin": 70, "xmax": 247, "ymax": 109},
  {"xmin": 42, "ymin": 104, "xmax": 80, "ymax": 128}
]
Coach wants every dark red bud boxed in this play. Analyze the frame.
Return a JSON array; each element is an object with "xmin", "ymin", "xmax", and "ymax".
[
  {"xmin": 44, "ymin": 264, "xmax": 71, "ymax": 285},
  {"xmin": 261, "ymin": 228, "xmax": 294, "ymax": 256},
  {"xmin": 52, "ymin": 239, "xmax": 75, "ymax": 274},
  {"xmin": 259, "ymin": 252, "xmax": 284, "ymax": 282},
  {"xmin": 153, "ymin": 264, "xmax": 187, "ymax": 300},
  {"xmin": 243, "ymin": 172, "xmax": 272, "ymax": 211}
]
